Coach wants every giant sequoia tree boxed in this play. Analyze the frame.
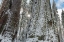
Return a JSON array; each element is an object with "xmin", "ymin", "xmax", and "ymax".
[{"xmin": 0, "ymin": 0, "xmax": 21, "ymax": 42}]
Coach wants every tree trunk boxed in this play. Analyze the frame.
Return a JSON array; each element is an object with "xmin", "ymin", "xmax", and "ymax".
[{"xmin": 0, "ymin": 0, "xmax": 21, "ymax": 42}]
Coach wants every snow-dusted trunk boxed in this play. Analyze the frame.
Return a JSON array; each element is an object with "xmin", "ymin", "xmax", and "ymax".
[
  {"xmin": 26, "ymin": 0, "xmax": 58, "ymax": 42},
  {"xmin": 17, "ymin": 0, "xmax": 32, "ymax": 42},
  {"xmin": 51, "ymin": 0, "xmax": 63, "ymax": 42},
  {"xmin": 58, "ymin": 20, "xmax": 63, "ymax": 42},
  {"xmin": 0, "ymin": 0, "xmax": 21, "ymax": 42},
  {"xmin": 15, "ymin": 0, "xmax": 59, "ymax": 42},
  {"xmin": 0, "ymin": 0, "xmax": 9, "ymax": 33}
]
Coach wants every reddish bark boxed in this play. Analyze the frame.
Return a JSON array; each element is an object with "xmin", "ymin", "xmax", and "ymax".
[
  {"xmin": 0, "ymin": 14, "xmax": 8, "ymax": 24},
  {"xmin": 12, "ymin": 31, "xmax": 17, "ymax": 41},
  {"xmin": 0, "ymin": 0, "xmax": 9, "ymax": 18},
  {"xmin": 48, "ymin": 20, "xmax": 52, "ymax": 26},
  {"xmin": 0, "ymin": 14, "xmax": 8, "ymax": 33}
]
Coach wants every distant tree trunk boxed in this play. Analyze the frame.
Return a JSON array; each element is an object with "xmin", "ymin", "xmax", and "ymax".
[{"xmin": 0, "ymin": 0, "xmax": 21, "ymax": 42}]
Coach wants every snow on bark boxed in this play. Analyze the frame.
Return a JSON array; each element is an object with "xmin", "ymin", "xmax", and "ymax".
[
  {"xmin": 0, "ymin": 0, "xmax": 21, "ymax": 42},
  {"xmin": 18, "ymin": 0, "xmax": 59, "ymax": 42},
  {"xmin": 0, "ymin": 0, "xmax": 61, "ymax": 42}
]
